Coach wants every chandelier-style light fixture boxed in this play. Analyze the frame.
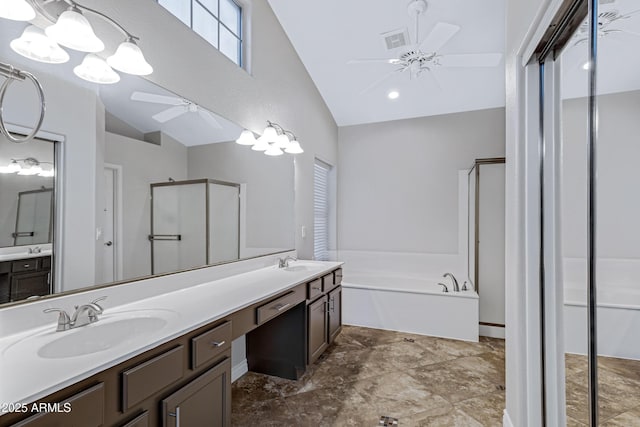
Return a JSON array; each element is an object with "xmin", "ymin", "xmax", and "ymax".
[
  {"xmin": 0, "ymin": 157, "xmax": 54, "ymax": 177},
  {"xmin": 235, "ymin": 121, "xmax": 304, "ymax": 157},
  {"xmin": 3, "ymin": 0, "xmax": 153, "ymax": 84}
]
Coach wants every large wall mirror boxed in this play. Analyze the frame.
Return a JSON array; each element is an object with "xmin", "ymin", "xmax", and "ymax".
[{"xmin": 0, "ymin": 18, "xmax": 295, "ymax": 308}]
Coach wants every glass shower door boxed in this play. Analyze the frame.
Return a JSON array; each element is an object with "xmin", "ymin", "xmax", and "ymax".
[
  {"xmin": 208, "ymin": 181, "xmax": 240, "ymax": 264},
  {"xmin": 13, "ymin": 188, "xmax": 53, "ymax": 246},
  {"xmin": 151, "ymin": 182, "xmax": 207, "ymax": 275}
]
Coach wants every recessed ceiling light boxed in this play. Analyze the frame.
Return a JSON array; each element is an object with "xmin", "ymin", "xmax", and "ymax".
[{"xmin": 388, "ymin": 91, "xmax": 399, "ymax": 99}]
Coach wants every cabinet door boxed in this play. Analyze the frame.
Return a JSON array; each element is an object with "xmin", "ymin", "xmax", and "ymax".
[
  {"xmin": 10, "ymin": 270, "xmax": 50, "ymax": 302},
  {"xmin": 307, "ymin": 296, "xmax": 328, "ymax": 364},
  {"xmin": 328, "ymin": 286, "xmax": 342, "ymax": 344},
  {"xmin": 162, "ymin": 358, "xmax": 231, "ymax": 427}
]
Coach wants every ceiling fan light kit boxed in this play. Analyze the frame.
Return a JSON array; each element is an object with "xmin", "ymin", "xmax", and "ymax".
[
  {"xmin": 1, "ymin": 0, "xmax": 153, "ymax": 84},
  {"xmin": 237, "ymin": 121, "xmax": 304, "ymax": 157},
  {"xmin": 348, "ymin": 0, "xmax": 503, "ymax": 94}
]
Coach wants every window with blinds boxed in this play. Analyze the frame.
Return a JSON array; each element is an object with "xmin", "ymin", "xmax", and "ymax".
[{"xmin": 314, "ymin": 159, "xmax": 331, "ymax": 261}]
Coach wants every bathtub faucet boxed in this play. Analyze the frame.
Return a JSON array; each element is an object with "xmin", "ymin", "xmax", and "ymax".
[{"xmin": 443, "ymin": 273, "xmax": 460, "ymax": 292}]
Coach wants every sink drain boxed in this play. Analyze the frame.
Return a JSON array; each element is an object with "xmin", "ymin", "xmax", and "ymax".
[{"xmin": 379, "ymin": 415, "xmax": 399, "ymax": 426}]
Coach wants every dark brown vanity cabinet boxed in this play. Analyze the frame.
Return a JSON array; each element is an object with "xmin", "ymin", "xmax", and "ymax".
[
  {"xmin": 307, "ymin": 295, "xmax": 329, "ymax": 364},
  {"xmin": 0, "ymin": 256, "xmax": 51, "ymax": 304},
  {"xmin": 328, "ymin": 286, "xmax": 342, "ymax": 344},
  {"xmin": 307, "ymin": 268, "xmax": 343, "ymax": 364}
]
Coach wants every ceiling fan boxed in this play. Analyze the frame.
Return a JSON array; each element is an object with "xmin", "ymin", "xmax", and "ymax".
[
  {"xmin": 572, "ymin": 8, "xmax": 640, "ymax": 46},
  {"xmin": 348, "ymin": 0, "xmax": 502, "ymax": 93},
  {"xmin": 130, "ymin": 91, "xmax": 222, "ymax": 128}
]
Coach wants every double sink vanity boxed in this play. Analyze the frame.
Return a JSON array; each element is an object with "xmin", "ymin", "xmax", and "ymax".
[{"xmin": 0, "ymin": 258, "xmax": 343, "ymax": 426}]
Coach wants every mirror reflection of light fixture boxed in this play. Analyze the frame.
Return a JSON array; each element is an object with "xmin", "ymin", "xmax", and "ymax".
[
  {"xmin": 0, "ymin": 0, "xmax": 36, "ymax": 22},
  {"xmin": 10, "ymin": 25, "xmax": 70, "ymax": 64},
  {"xmin": 74, "ymin": 53, "xmax": 120, "ymax": 84},
  {"xmin": 0, "ymin": 157, "xmax": 54, "ymax": 177},
  {"xmin": 235, "ymin": 129, "xmax": 257, "ymax": 146},
  {"xmin": 45, "ymin": 5, "xmax": 104, "ymax": 53},
  {"xmin": 238, "ymin": 121, "xmax": 304, "ymax": 156}
]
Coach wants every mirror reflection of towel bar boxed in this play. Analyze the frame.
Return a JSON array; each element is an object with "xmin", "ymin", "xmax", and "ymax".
[
  {"xmin": 148, "ymin": 234, "xmax": 182, "ymax": 241},
  {"xmin": 12, "ymin": 231, "xmax": 35, "ymax": 238}
]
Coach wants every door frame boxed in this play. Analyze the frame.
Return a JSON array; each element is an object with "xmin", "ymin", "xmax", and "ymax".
[{"xmin": 103, "ymin": 163, "xmax": 123, "ymax": 282}]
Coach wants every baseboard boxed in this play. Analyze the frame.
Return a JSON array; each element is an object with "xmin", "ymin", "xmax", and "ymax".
[
  {"xmin": 503, "ymin": 409, "xmax": 514, "ymax": 427},
  {"xmin": 232, "ymin": 358, "xmax": 248, "ymax": 382},
  {"xmin": 480, "ymin": 324, "xmax": 505, "ymax": 339}
]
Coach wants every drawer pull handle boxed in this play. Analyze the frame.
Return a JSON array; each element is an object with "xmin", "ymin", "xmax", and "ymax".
[
  {"xmin": 274, "ymin": 303, "xmax": 291, "ymax": 311},
  {"xmin": 23, "ymin": 264, "xmax": 30, "ymax": 268},
  {"xmin": 311, "ymin": 286, "xmax": 321, "ymax": 291},
  {"xmin": 210, "ymin": 340, "xmax": 226, "ymax": 348},
  {"xmin": 169, "ymin": 407, "xmax": 180, "ymax": 427}
]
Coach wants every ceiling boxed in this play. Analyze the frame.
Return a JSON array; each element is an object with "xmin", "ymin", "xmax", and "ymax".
[{"xmin": 268, "ymin": 0, "xmax": 506, "ymax": 127}]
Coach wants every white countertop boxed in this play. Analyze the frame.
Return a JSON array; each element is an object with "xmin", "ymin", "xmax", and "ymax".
[
  {"xmin": 0, "ymin": 260, "xmax": 342, "ymax": 406},
  {"xmin": 0, "ymin": 250, "xmax": 52, "ymax": 262}
]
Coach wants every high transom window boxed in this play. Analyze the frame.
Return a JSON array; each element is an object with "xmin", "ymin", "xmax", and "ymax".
[{"xmin": 158, "ymin": 0, "xmax": 243, "ymax": 66}]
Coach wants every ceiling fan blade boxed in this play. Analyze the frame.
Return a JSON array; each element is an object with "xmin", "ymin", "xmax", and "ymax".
[
  {"xmin": 437, "ymin": 53, "xmax": 502, "ymax": 67},
  {"xmin": 152, "ymin": 105, "xmax": 186, "ymax": 123},
  {"xmin": 419, "ymin": 22, "xmax": 461, "ymax": 53},
  {"xmin": 131, "ymin": 91, "xmax": 184, "ymax": 106},
  {"xmin": 359, "ymin": 70, "xmax": 398, "ymax": 95},
  {"xmin": 197, "ymin": 109, "xmax": 223, "ymax": 129},
  {"xmin": 347, "ymin": 58, "xmax": 400, "ymax": 65}
]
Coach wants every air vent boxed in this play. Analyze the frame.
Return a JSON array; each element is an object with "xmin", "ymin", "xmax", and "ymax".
[{"xmin": 380, "ymin": 28, "xmax": 410, "ymax": 50}]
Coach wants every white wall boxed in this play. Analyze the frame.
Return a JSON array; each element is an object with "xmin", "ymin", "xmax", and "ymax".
[
  {"xmin": 83, "ymin": 0, "xmax": 339, "ymax": 260},
  {"xmin": 187, "ymin": 141, "xmax": 295, "ymax": 255},
  {"xmin": 104, "ymin": 132, "xmax": 188, "ymax": 281},
  {"xmin": 337, "ymin": 108, "xmax": 505, "ymax": 278}
]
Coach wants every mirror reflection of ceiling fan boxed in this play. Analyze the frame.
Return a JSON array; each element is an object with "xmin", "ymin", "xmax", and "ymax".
[
  {"xmin": 348, "ymin": 0, "xmax": 502, "ymax": 93},
  {"xmin": 130, "ymin": 91, "xmax": 222, "ymax": 128},
  {"xmin": 572, "ymin": 7, "xmax": 640, "ymax": 46}
]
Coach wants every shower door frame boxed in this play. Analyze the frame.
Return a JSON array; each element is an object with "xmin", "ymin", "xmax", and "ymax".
[{"xmin": 149, "ymin": 178, "xmax": 241, "ymax": 275}]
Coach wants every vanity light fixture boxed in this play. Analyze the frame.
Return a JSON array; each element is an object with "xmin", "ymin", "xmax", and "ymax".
[
  {"xmin": 0, "ymin": 157, "xmax": 53, "ymax": 177},
  {"xmin": 388, "ymin": 90, "xmax": 400, "ymax": 99},
  {"xmin": 237, "ymin": 121, "xmax": 304, "ymax": 156},
  {"xmin": 0, "ymin": 0, "xmax": 36, "ymax": 22},
  {"xmin": 4, "ymin": 0, "xmax": 153, "ymax": 83},
  {"xmin": 10, "ymin": 25, "xmax": 70, "ymax": 64}
]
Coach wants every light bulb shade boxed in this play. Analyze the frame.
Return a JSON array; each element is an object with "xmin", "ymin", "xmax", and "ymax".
[
  {"xmin": 10, "ymin": 25, "xmax": 69, "ymax": 64},
  {"xmin": 261, "ymin": 125, "xmax": 278, "ymax": 143},
  {"xmin": 235, "ymin": 129, "xmax": 257, "ymax": 146},
  {"xmin": 107, "ymin": 40, "xmax": 153, "ymax": 76},
  {"xmin": 284, "ymin": 140, "xmax": 304, "ymax": 154},
  {"xmin": 275, "ymin": 133, "xmax": 290, "ymax": 149},
  {"xmin": 0, "ymin": 0, "xmax": 36, "ymax": 21},
  {"xmin": 251, "ymin": 137, "xmax": 271, "ymax": 151},
  {"xmin": 74, "ymin": 54, "xmax": 120, "ymax": 84},
  {"xmin": 18, "ymin": 165, "xmax": 42, "ymax": 175},
  {"xmin": 6, "ymin": 161, "xmax": 21, "ymax": 173},
  {"xmin": 264, "ymin": 144, "xmax": 284, "ymax": 156},
  {"xmin": 46, "ymin": 9, "xmax": 105, "ymax": 53}
]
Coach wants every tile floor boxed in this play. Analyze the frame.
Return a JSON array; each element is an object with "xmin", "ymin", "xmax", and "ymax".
[{"xmin": 231, "ymin": 326, "xmax": 640, "ymax": 426}]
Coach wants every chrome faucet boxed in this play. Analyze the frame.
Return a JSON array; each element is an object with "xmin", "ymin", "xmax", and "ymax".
[
  {"xmin": 28, "ymin": 246, "xmax": 41, "ymax": 254},
  {"xmin": 443, "ymin": 273, "xmax": 459, "ymax": 292},
  {"xmin": 437, "ymin": 283, "xmax": 449, "ymax": 293},
  {"xmin": 43, "ymin": 297, "xmax": 106, "ymax": 332},
  {"xmin": 278, "ymin": 256, "xmax": 297, "ymax": 268}
]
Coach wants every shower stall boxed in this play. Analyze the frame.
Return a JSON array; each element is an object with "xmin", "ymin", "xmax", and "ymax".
[
  {"xmin": 149, "ymin": 179, "xmax": 240, "ymax": 275},
  {"xmin": 467, "ymin": 158, "xmax": 506, "ymax": 338}
]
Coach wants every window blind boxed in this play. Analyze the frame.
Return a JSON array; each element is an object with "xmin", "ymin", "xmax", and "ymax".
[{"xmin": 314, "ymin": 160, "xmax": 331, "ymax": 261}]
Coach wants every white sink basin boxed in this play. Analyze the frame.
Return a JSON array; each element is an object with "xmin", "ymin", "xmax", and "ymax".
[
  {"xmin": 38, "ymin": 316, "xmax": 168, "ymax": 359},
  {"xmin": 4, "ymin": 309, "xmax": 178, "ymax": 360}
]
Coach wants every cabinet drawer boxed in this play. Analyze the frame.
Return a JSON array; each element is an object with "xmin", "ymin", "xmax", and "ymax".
[
  {"xmin": 321, "ymin": 273, "xmax": 335, "ymax": 293},
  {"xmin": 334, "ymin": 268, "xmax": 343, "ymax": 285},
  {"xmin": 122, "ymin": 346, "xmax": 184, "ymax": 411},
  {"xmin": 41, "ymin": 256, "xmax": 51, "ymax": 269},
  {"xmin": 191, "ymin": 321, "xmax": 231, "ymax": 369},
  {"xmin": 121, "ymin": 411, "xmax": 148, "ymax": 427},
  {"xmin": 11, "ymin": 260, "xmax": 37, "ymax": 273},
  {"xmin": 256, "ymin": 290, "xmax": 302, "ymax": 325},
  {"xmin": 12, "ymin": 383, "xmax": 105, "ymax": 427},
  {"xmin": 307, "ymin": 278, "xmax": 322, "ymax": 300}
]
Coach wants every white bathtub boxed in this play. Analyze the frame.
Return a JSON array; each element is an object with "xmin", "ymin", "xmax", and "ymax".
[
  {"xmin": 564, "ymin": 287, "xmax": 640, "ymax": 360},
  {"xmin": 342, "ymin": 274, "xmax": 479, "ymax": 342}
]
